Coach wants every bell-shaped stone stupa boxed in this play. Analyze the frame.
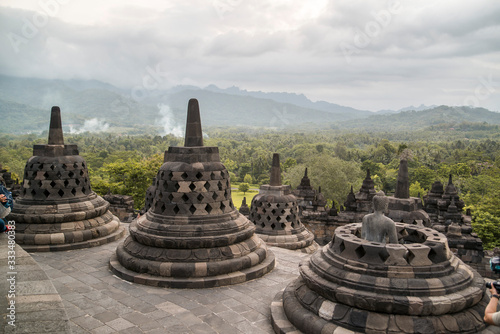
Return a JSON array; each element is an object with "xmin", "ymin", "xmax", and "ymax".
[
  {"xmin": 271, "ymin": 192, "xmax": 494, "ymax": 333},
  {"xmin": 249, "ymin": 154, "xmax": 318, "ymax": 253},
  {"xmin": 109, "ymin": 99, "xmax": 275, "ymax": 288},
  {"xmin": 9, "ymin": 107, "xmax": 125, "ymax": 251}
]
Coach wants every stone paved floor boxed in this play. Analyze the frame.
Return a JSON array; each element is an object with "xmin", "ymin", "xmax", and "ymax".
[{"xmin": 30, "ymin": 224, "xmax": 310, "ymax": 334}]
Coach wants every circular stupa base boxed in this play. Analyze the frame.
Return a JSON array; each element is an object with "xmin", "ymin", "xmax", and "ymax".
[
  {"xmin": 271, "ymin": 277, "xmax": 497, "ymax": 334},
  {"xmin": 18, "ymin": 220, "xmax": 126, "ymax": 252},
  {"xmin": 109, "ymin": 250, "xmax": 275, "ymax": 289},
  {"xmin": 257, "ymin": 231, "xmax": 319, "ymax": 254}
]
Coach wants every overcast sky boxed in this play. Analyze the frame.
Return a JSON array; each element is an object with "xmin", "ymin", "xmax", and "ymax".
[{"xmin": 0, "ymin": 0, "xmax": 499, "ymax": 111}]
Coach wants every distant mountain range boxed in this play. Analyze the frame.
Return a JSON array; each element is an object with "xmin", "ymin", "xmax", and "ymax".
[{"xmin": 0, "ymin": 75, "xmax": 498, "ymax": 134}]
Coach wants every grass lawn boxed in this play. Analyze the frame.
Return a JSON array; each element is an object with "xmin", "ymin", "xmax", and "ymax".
[{"xmin": 231, "ymin": 189, "xmax": 258, "ymax": 209}]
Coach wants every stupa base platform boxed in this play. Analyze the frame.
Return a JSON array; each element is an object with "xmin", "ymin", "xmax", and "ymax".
[
  {"xmin": 109, "ymin": 250, "xmax": 275, "ymax": 289},
  {"xmin": 257, "ymin": 233, "xmax": 319, "ymax": 254},
  {"xmin": 18, "ymin": 223, "xmax": 126, "ymax": 252},
  {"xmin": 271, "ymin": 278, "xmax": 500, "ymax": 334}
]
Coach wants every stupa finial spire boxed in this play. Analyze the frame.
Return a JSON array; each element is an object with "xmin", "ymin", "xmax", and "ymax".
[
  {"xmin": 184, "ymin": 98, "xmax": 203, "ymax": 147},
  {"xmin": 270, "ymin": 153, "xmax": 281, "ymax": 186},
  {"xmin": 48, "ymin": 106, "xmax": 64, "ymax": 145}
]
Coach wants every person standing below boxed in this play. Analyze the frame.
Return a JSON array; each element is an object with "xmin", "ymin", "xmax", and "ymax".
[
  {"xmin": 0, "ymin": 178, "xmax": 13, "ymax": 232},
  {"xmin": 484, "ymin": 285, "xmax": 500, "ymax": 325},
  {"xmin": 361, "ymin": 191, "xmax": 398, "ymax": 244}
]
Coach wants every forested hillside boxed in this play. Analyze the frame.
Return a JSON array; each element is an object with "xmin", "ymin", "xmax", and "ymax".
[
  {"xmin": 1, "ymin": 75, "xmax": 499, "ymax": 134},
  {"xmin": 1, "ymin": 127, "xmax": 499, "ymax": 246}
]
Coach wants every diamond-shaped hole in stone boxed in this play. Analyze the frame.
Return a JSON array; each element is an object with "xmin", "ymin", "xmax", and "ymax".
[
  {"xmin": 291, "ymin": 222, "xmax": 295, "ymax": 228},
  {"xmin": 75, "ymin": 179, "xmax": 80, "ymax": 185},
  {"xmin": 406, "ymin": 250, "xmax": 415, "ymax": 264},
  {"xmin": 174, "ymin": 183, "xmax": 180, "ymax": 191},
  {"xmin": 43, "ymin": 189, "xmax": 50, "ymax": 197},
  {"xmin": 206, "ymin": 204, "xmax": 212, "ymax": 214},
  {"xmin": 339, "ymin": 241, "xmax": 345, "ymax": 253},
  {"xmin": 181, "ymin": 172, "xmax": 188, "ymax": 179},
  {"xmin": 217, "ymin": 181, "xmax": 223, "ymax": 191},
  {"xmin": 284, "ymin": 203, "xmax": 289, "ymax": 208},
  {"xmin": 82, "ymin": 187, "xmax": 86, "ymax": 194},
  {"xmin": 266, "ymin": 216, "xmax": 271, "ymax": 221},
  {"xmin": 271, "ymin": 223, "xmax": 276, "ymax": 229},
  {"xmin": 276, "ymin": 203, "xmax": 281, "ymax": 208},
  {"xmin": 197, "ymin": 194, "xmax": 204, "ymax": 202},
  {"xmin": 73, "ymin": 162, "xmax": 78, "ymax": 168},
  {"xmin": 212, "ymin": 192, "xmax": 218, "ymax": 201},
  {"xmin": 62, "ymin": 164, "xmax": 67, "ymax": 170},
  {"xmin": 196, "ymin": 172, "xmax": 203, "ymax": 179},
  {"xmin": 71, "ymin": 188, "xmax": 77, "ymax": 195},
  {"xmin": 161, "ymin": 204, "xmax": 166, "ymax": 212},
  {"xmin": 58, "ymin": 189, "xmax": 65, "ymax": 197},
  {"xmin": 80, "ymin": 170, "xmax": 84, "ymax": 176},
  {"xmin": 220, "ymin": 202, "xmax": 226, "ymax": 211},
  {"xmin": 257, "ymin": 214, "xmax": 262, "ymax": 220},
  {"xmin": 31, "ymin": 189, "xmax": 37, "ymax": 196},
  {"xmin": 50, "ymin": 181, "xmax": 57, "ymax": 188},
  {"xmin": 428, "ymin": 247, "xmax": 438, "ymax": 263},
  {"xmin": 267, "ymin": 203, "xmax": 272, "ymax": 208},
  {"xmin": 281, "ymin": 223, "xmax": 286, "ymax": 229},
  {"xmin": 182, "ymin": 194, "xmax": 189, "ymax": 202},
  {"xmin": 189, "ymin": 183, "xmax": 196, "ymax": 191},
  {"xmin": 68, "ymin": 171, "xmax": 74, "ymax": 178},
  {"xmin": 173, "ymin": 205, "xmax": 180, "ymax": 214},
  {"xmin": 276, "ymin": 216, "xmax": 281, "ymax": 222},
  {"xmin": 56, "ymin": 171, "xmax": 62, "ymax": 178},
  {"xmin": 168, "ymin": 193, "xmax": 174, "ymax": 201},
  {"xmin": 261, "ymin": 222, "xmax": 266, "ymax": 228},
  {"xmin": 204, "ymin": 182, "xmax": 210, "ymax": 191},
  {"xmin": 38, "ymin": 164, "xmax": 44, "ymax": 170},
  {"xmin": 64, "ymin": 180, "xmax": 69, "ymax": 187},
  {"xmin": 271, "ymin": 209, "xmax": 276, "ymax": 215},
  {"xmin": 43, "ymin": 171, "xmax": 50, "ymax": 178},
  {"xmin": 379, "ymin": 248, "xmax": 390, "ymax": 262},
  {"xmin": 355, "ymin": 246, "xmax": 366, "ymax": 259},
  {"xmin": 50, "ymin": 164, "xmax": 56, "ymax": 170},
  {"xmin": 189, "ymin": 205, "xmax": 196, "ymax": 214}
]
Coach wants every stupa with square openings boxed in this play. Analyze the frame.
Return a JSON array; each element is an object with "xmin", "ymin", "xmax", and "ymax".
[
  {"xmin": 8, "ymin": 107, "xmax": 125, "ymax": 251},
  {"xmin": 109, "ymin": 99, "xmax": 275, "ymax": 288}
]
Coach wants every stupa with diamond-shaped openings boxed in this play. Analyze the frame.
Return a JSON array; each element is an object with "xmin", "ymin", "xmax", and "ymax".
[
  {"xmin": 249, "ymin": 153, "xmax": 318, "ymax": 254},
  {"xmin": 9, "ymin": 107, "xmax": 125, "ymax": 251},
  {"xmin": 109, "ymin": 99, "xmax": 275, "ymax": 288}
]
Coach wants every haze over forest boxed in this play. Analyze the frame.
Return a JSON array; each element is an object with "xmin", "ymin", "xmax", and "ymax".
[{"xmin": 0, "ymin": 75, "xmax": 499, "ymax": 136}]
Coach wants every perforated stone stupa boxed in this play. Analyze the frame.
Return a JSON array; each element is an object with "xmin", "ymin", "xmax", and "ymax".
[
  {"xmin": 249, "ymin": 154, "xmax": 317, "ymax": 254},
  {"xmin": 109, "ymin": 99, "xmax": 275, "ymax": 288},
  {"xmin": 9, "ymin": 107, "xmax": 125, "ymax": 251},
  {"xmin": 271, "ymin": 220, "xmax": 496, "ymax": 333}
]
